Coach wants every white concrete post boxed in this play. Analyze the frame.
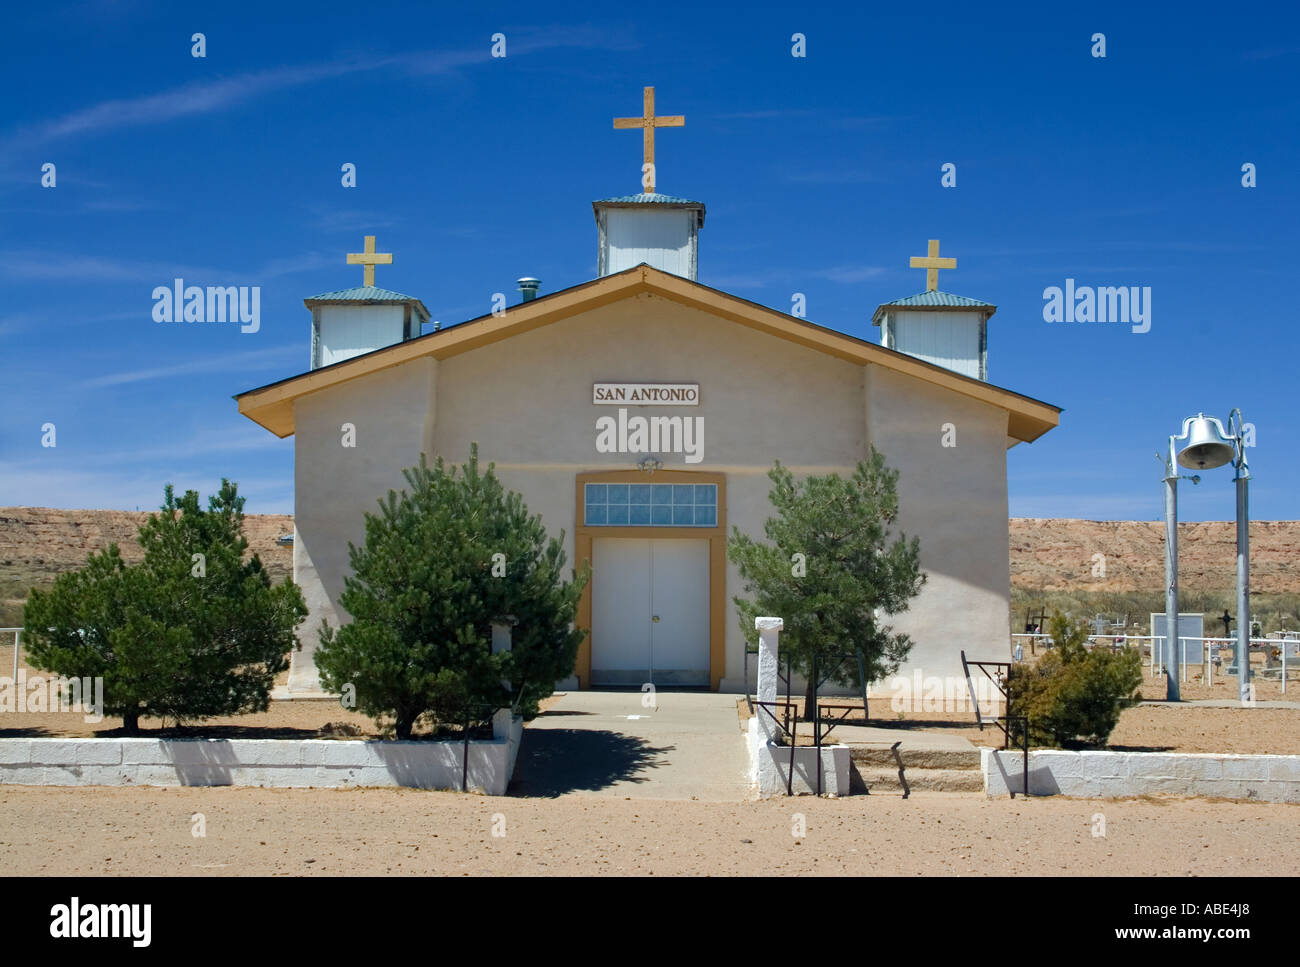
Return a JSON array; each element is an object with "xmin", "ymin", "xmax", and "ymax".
[
  {"xmin": 491, "ymin": 617, "xmax": 516, "ymax": 740},
  {"xmin": 755, "ymin": 617, "xmax": 783, "ymax": 745}
]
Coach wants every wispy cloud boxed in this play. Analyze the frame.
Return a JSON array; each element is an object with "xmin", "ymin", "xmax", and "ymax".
[
  {"xmin": 82, "ymin": 344, "xmax": 301, "ymax": 389},
  {"xmin": 829, "ymin": 115, "xmax": 897, "ymax": 129},
  {"xmin": 0, "ymin": 253, "xmax": 226, "ymax": 282},
  {"xmin": 713, "ymin": 109, "xmax": 819, "ymax": 121},
  {"xmin": 813, "ymin": 265, "xmax": 891, "ymax": 284},
  {"xmin": 2, "ymin": 30, "xmax": 615, "ymax": 159},
  {"xmin": 0, "ymin": 249, "xmax": 340, "ymax": 284},
  {"xmin": 1243, "ymin": 45, "xmax": 1300, "ymax": 61},
  {"xmin": 256, "ymin": 252, "xmax": 337, "ymax": 278},
  {"xmin": 0, "ymin": 311, "xmax": 42, "ymax": 337},
  {"xmin": 714, "ymin": 111, "xmax": 895, "ymax": 128},
  {"xmin": 783, "ymin": 168, "xmax": 884, "ymax": 185},
  {"xmin": 307, "ymin": 207, "xmax": 403, "ymax": 234},
  {"xmin": 79, "ymin": 197, "xmax": 161, "ymax": 213},
  {"xmin": 704, "ymin": 273, "xmax": 773, "ymax": 289}
]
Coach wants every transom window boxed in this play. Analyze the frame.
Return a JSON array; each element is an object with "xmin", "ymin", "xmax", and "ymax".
[{"xmin": 584, "ymin": 482, "xmax": 717, "ymax": 527}]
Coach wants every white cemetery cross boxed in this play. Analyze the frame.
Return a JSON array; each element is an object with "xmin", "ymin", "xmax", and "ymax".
[
  {"xmin": 491, "ymin": 617, "xmax": 517, "ymax": 740},
  {"xmin": 755, "ymin": 617, "xmax": 784, "ymax": 745}
]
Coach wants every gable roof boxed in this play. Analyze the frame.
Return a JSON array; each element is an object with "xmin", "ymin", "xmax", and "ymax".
[
  {"xmin": 235, "ymin": 263, "xmax": 1060, "ymax": 443},
  {"xmin": 872, "ymin": 290, "xmax": 995, "ymax": 324}
]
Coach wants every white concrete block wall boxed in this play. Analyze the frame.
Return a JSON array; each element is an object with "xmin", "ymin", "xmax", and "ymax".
[
  {"xmin": 0, "ymin": 728, "xmax": 525, "ymax": 795},
  {"xmin": 984, "ymin": 748, "xmax": 1300, "ymax": 803},
  {"xmin": 748, "ymin": 718, "xmax": 849, "ymax": 797}
]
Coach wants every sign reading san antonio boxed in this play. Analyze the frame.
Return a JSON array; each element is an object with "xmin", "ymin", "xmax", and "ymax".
[{"xmin": 592, "ymin": 382, "xmax": 699, "ymax": 405}]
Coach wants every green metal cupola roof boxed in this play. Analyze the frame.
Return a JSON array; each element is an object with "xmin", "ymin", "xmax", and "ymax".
[
  {"xmin": 593, "ymin": 192, "xmax": 705, "ymax": 227},
  {"xmin": 871, "ymin": 290, "xmax": 995, "ymax": 325},
  {"xmin": 304, "ymin": 285, "xmax": 430, "ymax": 323}
]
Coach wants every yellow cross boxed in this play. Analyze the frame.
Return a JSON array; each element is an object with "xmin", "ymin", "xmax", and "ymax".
[
  {"xmin": 346, "ymin": 235, "xmax": 392, "ymax": 288},
  {"xmin": 909, "ymin": 239, "xmax": 957, "ymax": 291},
  {"xmin": 613, "ymin": 86, "xmax": 684, "ymax": 194}
]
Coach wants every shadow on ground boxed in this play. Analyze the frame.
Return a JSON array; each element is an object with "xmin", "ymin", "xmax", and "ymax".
[{"xmin": 508, "ymin": 728, "xmax": 673, "ymax": 797}]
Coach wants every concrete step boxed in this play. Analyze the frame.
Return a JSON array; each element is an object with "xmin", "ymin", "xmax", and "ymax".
[
  {"xmin": 853, "ymin": 765, "xmax": 985, "ymax": 794},
  {"xmin": 849, "ymin": 745, "xmax": 983, "ymax": 771}
]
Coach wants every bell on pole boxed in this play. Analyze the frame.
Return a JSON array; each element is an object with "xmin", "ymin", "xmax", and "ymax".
[{"xmin": 1177, "ymin": 414, "xmax": 1235, "ymax": 470}]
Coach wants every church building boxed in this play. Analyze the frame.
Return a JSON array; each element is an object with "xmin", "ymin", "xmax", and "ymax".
[{"xmin": 235, "ymin": 88, "xmax": 1060, "ymax": 696}]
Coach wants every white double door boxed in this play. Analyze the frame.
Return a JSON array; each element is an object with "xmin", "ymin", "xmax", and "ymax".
[{"xmin": 591, "ymin": 538, "xmax": 710, "ymax": 687}]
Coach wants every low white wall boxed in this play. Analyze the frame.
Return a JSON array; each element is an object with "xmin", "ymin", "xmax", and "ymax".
[
  {"xmin": 747, "ymin": 718, "xmax": 849, "ymax": 797},
  {"xmin": 983, "ymin": 748, "xmax": 1300, "ymax": 803},
  {"xmin": 0, "ymin": 718, "xmax": 524, "ymax": 795}
]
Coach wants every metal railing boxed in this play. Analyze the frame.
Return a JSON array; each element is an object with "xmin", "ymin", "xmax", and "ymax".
[
  {"xmin": 751, "ymin": 653, "xmax": 870, "ymax": 797},
  {"xmin": 962, "ymin": 650, "xmax": 1028, "ymax": 797}
]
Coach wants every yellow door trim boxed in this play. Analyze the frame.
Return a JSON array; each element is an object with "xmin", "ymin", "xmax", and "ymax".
[{"xmin": 574, "ymin": 469, "xmax": 727, "ymax": 690}]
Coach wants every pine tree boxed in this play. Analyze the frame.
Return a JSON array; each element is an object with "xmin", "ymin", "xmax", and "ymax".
[
  {"xmin": 729, "ymin": 449, "xmax": 926, "ymax": 720},
  {"xmin": 23, "ymin": 481, "xmax": 307, "ymax": 733},
  {"xmin": 315, "ymin": 446, "xmax": 588, "ymax": 740}
]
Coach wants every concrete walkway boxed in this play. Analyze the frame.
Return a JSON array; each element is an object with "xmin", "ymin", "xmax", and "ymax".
[{"xmin": 510, "ymin": 690, "xmax": 752, "ymax": 801}]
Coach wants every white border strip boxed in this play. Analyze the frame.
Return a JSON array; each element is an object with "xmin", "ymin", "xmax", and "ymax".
[
  {"xmin": 984, "ymin": 748, "xmax": 1300, "ymax": 802},
  {"xmin": 0, "ymin": 720, "xmax": 524, "ymax": 795}
]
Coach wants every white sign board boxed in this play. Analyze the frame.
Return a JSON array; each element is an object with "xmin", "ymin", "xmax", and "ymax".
[
  {"xmin": 593, "ymin": 382, "xmax": 699, "ymax": 405},
  {"xmin": 1151, "ymin": 613, "xmax": 1205, "ymax": 665}
]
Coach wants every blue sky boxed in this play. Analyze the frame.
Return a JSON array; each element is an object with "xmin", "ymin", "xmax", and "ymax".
[{"xmin": 2, "ymin": 0, "xmax": 1296, "ymax": 522}]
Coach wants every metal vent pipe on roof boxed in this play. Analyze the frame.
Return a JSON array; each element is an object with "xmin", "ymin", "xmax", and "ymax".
[{"xmin": 517, "ymin": 277, "xmax": 541, "ymax": 302}]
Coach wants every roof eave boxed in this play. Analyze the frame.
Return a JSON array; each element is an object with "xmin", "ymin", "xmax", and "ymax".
[{"xmin": 237, "ymin": 264, "xmax": 1059, "ymax": 443}]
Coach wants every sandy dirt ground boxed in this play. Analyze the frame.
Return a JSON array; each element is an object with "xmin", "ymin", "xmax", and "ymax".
[
  {"xmin": 0, "ymin": 785, "xmax": 1295, "ymax": 876},
  {"xmin": 5, "ymin": 638, "xmax": 1300, "ymax": 877}
]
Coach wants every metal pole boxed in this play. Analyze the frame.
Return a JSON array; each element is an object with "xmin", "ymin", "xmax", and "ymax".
[
  {"xmin": 11, "ymin": 630, "xmax": 18, "ymax": 683},
  {"xmin": 1164, "ymin": 440, "xmax": 1181, "ymax": 701},
  {"xmin": 1237, "ymin": 463, "xmax": 1251, "ymax": 705}
]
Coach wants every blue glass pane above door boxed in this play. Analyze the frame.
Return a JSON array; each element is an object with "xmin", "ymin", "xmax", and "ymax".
[{"xmin": 585, "ymin": 483, "xmax": 718, "ymax": 527}]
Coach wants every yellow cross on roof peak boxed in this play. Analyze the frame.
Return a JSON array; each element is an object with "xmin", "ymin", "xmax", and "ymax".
[
  {"xmin": 909, "ymin": 239, "xmax": 957, "ymax": 291},
  {"xmin": 346, "ymin": 235, "xmax": 393, "ymax": 288},
  {"xmin": 613, "ymin": 86, "xmax": 684, "ymax": 195}
]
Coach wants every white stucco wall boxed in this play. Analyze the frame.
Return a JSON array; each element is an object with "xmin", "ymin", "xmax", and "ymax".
[
  {"xmin": 290, "ymin": 357, "xmax": 436, "ymax": 692},
  {"xmin": 287, "ymin": 289, "xmax": 1018, "ymax": 695},
  {"xmin": 432, "ymin": 293, "xmax": 868, "ymax": 689},
  {"xmin": 865, "ymin": 364, "xmax": 1012, "ymax": 680}
]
